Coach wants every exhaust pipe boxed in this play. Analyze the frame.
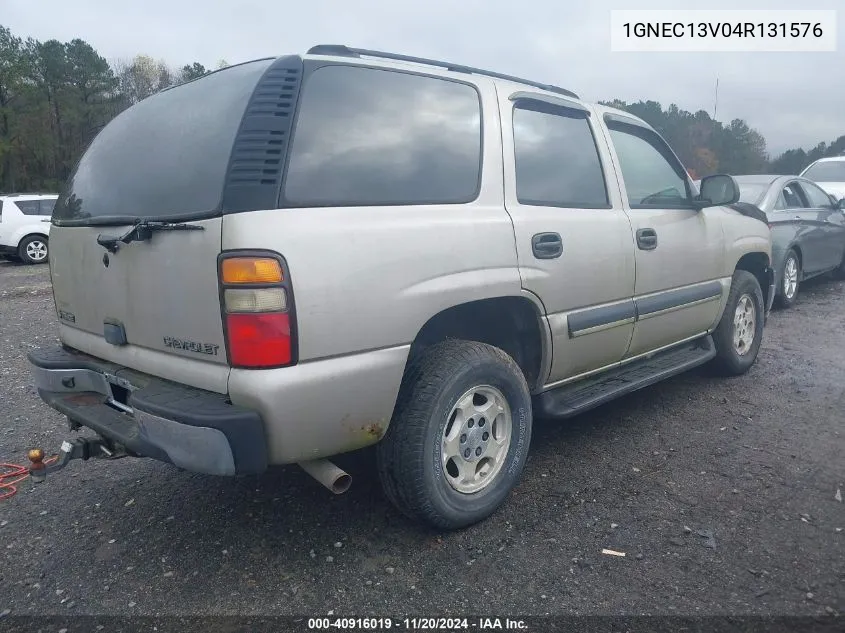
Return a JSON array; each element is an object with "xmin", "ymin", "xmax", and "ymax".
[{"xmin": 298, "ymin": 459, "xmax": 351, "ymax": 494}]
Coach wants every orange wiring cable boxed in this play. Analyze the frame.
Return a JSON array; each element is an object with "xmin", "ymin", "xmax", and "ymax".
[{"xmin": 0, "ymin": 455, "xmax": 58, "ymax": 501}]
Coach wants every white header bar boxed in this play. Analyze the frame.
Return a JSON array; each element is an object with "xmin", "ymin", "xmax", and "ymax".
[{"xmin": 610, "ymin": 10, "xmax": 837, "ymax": 52}]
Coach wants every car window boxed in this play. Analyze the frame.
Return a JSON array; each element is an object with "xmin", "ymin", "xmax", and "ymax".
[
  {"xmin": 782, "ymin": 183, "xmax": 807, "ymax": 209},
  {"xmin": 39, "ymin": 199, "xmax": 56, "ymax": 215},
  {"xmin": 799, "ymin": 181, "xmax": 834, "ymax": 208},
  {"xmin": 773, "ymin": 192, "xmax": 787, "ymax": 210},
  {"xmin": 607, "ymin": 124, "xmax": 692, "ymax": 209},
  {"xmin": 53, "ymin": 58, "xmax": 275, "ymax": 223},
  {"xmin": 512, "ymin": 102, "xmax": 609, "ymax": 208},
  {"xmin": 15, "ymin": 200, "xmax": 41, "ymax": 215},
  {"xmin": 284, "ymin": 65, "xmax": 482, "ymax": 207},
  {"xmin": 802, "ymin": 161, "xmax": 845, "ymax": 182},
  {"xmin": 736, "ymin": 183, "xmax": 768, "ymax": 205}
]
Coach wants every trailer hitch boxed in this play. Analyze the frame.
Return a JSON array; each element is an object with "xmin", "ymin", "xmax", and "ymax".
[{"xmin": 27, "ymin": 437, "xmax": 123, "ymax": 482}]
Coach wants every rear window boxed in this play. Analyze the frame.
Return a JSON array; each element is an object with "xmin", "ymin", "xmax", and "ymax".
[
  {"xmin": 53, "ymin": 59, "xmax": 274, "ymax": 224},
  {"xmin": 736, "ymin": 183, "xmax": 768, "ymax": 205},
  {"xmin": 802, "ymin": 161, "xmax": 845, "ymax": 182},
  {"xmin": 283, "ymin": 65, "xmax": 482, "ymax": 207}
]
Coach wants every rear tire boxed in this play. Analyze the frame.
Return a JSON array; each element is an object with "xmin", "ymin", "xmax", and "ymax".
[
  {"xmin": 376, "ymin": 340, "xmax": 532, "ymax": 530},
  {"xmin": 773, "ymin": 249, "xmax": 799, "ymax": 308},
  {"xmin": 710, "ymin": 270, "xmax": 764, "ymax": 376},
  {"xmin": 18, "ymin": 235, "xmax": 49, "ymax": 265}
]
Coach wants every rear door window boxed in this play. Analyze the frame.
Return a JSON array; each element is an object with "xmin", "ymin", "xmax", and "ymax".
[
  {"xmin": 782, "ymin": 183, "xmax": 807, "ymax": 208},
  {"xmin": 512, "ymin": 102, "xmax": 609, "ymax": 208},
  {"xmin": 283, "ymin": 65, "xmax": 482, "ymax": 207}
]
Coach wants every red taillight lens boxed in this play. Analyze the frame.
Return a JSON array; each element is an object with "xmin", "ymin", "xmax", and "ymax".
[
  {"xmin": 219, "ymin": 253, "xmax": 297, "ymax": 369},
  {"xmin": 226, "ymin": 313, "xmax": 291, "ymax": 368}
]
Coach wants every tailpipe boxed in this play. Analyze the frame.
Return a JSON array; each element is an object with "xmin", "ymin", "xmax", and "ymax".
[{"xmin": 298, "ymin": 459, "xmax": 351, "ymax": 494}]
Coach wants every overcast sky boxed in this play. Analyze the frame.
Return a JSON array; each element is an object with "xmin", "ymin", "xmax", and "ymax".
[{"xmin": 3, "ymin": 0, "xmax": 842, "ymax": 156}]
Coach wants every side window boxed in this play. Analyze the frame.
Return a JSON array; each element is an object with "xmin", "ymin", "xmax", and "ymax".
[
  {"xmin": 39, "ymin": 199, "xmax": 56, "ymax": 216},
  {"xmin": 512, "ymin": 102, "xmax": 609, "ymax": 208},
  {"xmin": 607, "ymin": 124, "xmax": 692, "ymax": 209},
  {"xmin": 800, "ymin": 182, "xmax": 834, "ymax": 208},
  {"xmin": 782, "ymin": 183, "xmax": 807, "ymax": 209},
  {"xmin": 284, "ymin": 66, "xmax": 482, "ymax": 207},
  {"xmin": 15, "ymin": 200, "xmax": 41, "ymax": 215}
]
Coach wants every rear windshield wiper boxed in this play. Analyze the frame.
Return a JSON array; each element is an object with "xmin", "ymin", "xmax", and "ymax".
[{"xmin": 96, "ymin": 219, "xmax": 204, "ymax": 254}]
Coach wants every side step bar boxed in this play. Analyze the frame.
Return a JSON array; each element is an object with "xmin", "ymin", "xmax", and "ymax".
[{"xmin": 536, "ymin": 336, "xmax": 716, "ymax": 419}]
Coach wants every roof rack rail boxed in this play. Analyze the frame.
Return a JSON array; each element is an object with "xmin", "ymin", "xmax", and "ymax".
[
  {"xmin": 0, "ymin": 192, "xmax": 56, "ymax": 197},
  {"xmin": 307, "ymin": 45, "xmax": 579, "ymax": 100}
]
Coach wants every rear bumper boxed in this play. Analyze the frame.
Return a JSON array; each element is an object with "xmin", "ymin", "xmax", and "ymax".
[{"xmin": 28, "ymin": 346, "xmax": 267, "ymax": 476}]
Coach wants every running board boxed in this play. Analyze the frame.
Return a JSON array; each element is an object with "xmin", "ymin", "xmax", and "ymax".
[{"xmin": 535, "ymin": 336, "xmax": 716, "ymax": 419}]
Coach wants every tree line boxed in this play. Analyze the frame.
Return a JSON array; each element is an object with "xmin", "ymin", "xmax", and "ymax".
[
  {"xmin": 602, "ymin": 99, "xmax": 844, "ymax": 180},
  {"xmin": 1, "ymin": 24, "xmax": 842, "ymax": 193},
  {"xmin": 0, "ymin": 25, "xmax": 222, "ymax": 192}
]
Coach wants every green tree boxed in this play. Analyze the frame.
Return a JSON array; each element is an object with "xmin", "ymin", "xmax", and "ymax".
[
  {"xmin": 0, "ymin": 25, "xmax": 26, "ymax": 190},
  {"xmin": 179, "ymin": 62, "xmax": 208, "ymax": 82}
]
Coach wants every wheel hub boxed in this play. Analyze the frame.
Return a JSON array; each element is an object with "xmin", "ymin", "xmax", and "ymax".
[
  {"xmin": 732, "ymin": 293, "xmax": 756, "ymax": 356},
  {"xmin": 441, "ymin": 385, "xmax": 513, "ymax": 494}
]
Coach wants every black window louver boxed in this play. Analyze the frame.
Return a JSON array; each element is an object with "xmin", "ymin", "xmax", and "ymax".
[{"xmin": 222, "ymin": 55, "xmax": 304, "ymax": 212}]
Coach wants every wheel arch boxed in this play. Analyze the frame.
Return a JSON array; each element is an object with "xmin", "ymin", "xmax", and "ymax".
[
  {"xmin": 17, "ymin": 231, "xmax": 49, "ymax": 247},
  {"xmin": 734, "ymin": 251, "xmax": 772, "ymax": 307},
  {"xmin": 404, "ymin": 294, "xmax": 551, "ymax": 393}
]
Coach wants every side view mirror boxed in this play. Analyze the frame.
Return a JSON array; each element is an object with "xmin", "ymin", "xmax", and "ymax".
[{"xmin": 694, "ymin": 174, "xmax": 740, "ymax": 209}]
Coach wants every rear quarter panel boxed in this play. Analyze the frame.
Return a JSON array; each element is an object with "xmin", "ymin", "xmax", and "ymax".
[{"xmin": 223, "ymin": 78, "xmax": 528, "ymax": 463}]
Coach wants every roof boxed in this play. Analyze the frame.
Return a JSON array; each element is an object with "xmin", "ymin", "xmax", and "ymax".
[
  {"xmin": 0, "ymin": 192, "xmax": 59, "ymax": 199},
  {"xmin": 306, "ymin": 45, "xmax": 579, "ymax": 99}
]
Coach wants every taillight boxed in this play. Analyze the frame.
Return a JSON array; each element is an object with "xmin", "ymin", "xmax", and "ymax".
[{"xmin": 218, "ymin": 253, "xmax": 297, "ymax": 369}]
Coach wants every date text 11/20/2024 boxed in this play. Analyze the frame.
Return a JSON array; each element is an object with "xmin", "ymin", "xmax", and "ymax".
[{"xmin": 307, "ymin": 617, "xmax": 528, "ymax": 630}]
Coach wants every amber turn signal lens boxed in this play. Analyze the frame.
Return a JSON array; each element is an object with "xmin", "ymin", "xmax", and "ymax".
[{"xmin": 221, "ymin": 258, "xmax": 283, "ymax": 284}]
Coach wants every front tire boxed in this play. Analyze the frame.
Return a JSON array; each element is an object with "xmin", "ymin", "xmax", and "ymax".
[
  {"xmin": 18, "ymin": 235, "xmax": 49, "ymax": 265},
  {"xmin": 832, "ymin": 251, "xmax": 845, "ymax": 280},
  {"xmin": 710, "ymin": 270, "xmax": 764, "ymax": 376},
  {"xmin": 376, "ymin": 340, "xmax": 532, "ymax": 530},
  {"xmin": 774, "ymin": 249, "xmax": 800, "ymax": 308}
]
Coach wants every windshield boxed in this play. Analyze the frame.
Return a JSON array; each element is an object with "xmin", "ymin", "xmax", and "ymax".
[
  {"xmin": 53, "ymin": 59, "xmax": 274, "ymax": 226},
  {"xmin": 802, "ymin": 161, "xmax": 845, "ymax": 182},
  {"xmin": 736, "ymin": 183, "xmax": 768, "ymax": 205}
]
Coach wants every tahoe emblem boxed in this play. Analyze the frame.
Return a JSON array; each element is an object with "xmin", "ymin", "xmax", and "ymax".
[{"xmin": 163, "ymin": 336, "xmax": 220, "ymax": 356}]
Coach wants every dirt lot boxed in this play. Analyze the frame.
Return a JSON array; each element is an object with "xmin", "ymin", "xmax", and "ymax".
[{"xmin": 0, "ymin": 259, "xmax": 842, "ymax": 620}]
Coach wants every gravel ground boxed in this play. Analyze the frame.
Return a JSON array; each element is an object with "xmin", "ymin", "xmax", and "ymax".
[{"xmin": 0, "ymin": 259, "xmax": 842, "ymax": 619}]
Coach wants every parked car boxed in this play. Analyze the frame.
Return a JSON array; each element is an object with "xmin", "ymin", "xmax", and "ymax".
[
  {"xmin": 25, "ymin": 46, "xmax": 774, "ymax": 530},
  {"xmin": 799, "ymin": 156, "xmax": 845, "ymax": 202},
  {"xmin": 732, "ymin": 175, "xmax": 845, "ymax": 308},
  {"xmin": 0, "ymin": 193, "xmax": 58, "ymax": 264}
]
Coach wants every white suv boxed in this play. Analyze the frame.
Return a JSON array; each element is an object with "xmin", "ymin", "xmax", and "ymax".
[
  {"xmin": 0, "ymin": 193, "xmax": 58, "ymax": 264},
  {"xmin": 800, "ymin": 156, "xmax": 845, "ymax": 203}
]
